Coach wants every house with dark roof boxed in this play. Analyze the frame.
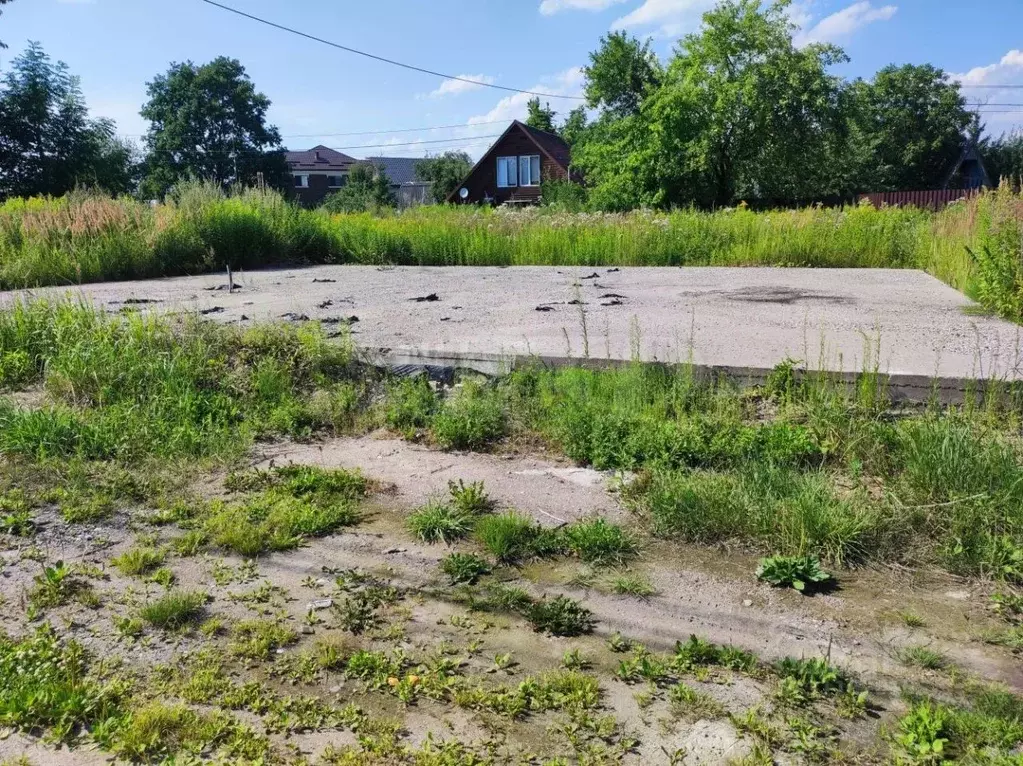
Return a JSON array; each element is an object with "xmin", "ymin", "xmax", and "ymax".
[
  {"xmin": 366, "ymin": 156, "xmax": 432, "ymax": 207},
  {"xmin": 447, "ymin": 120, "xmax": 574, "ymax": 205},
  {"xmin": 286, "ymin": 145, "xmax": 356, "ymax": 206}
]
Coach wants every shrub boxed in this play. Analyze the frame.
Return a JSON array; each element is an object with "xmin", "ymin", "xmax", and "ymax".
[
  {"xmin": 432, "ymin": 380, "xmax": 506, "ymax": 451},
  {"xmin": 756, "ymin": 555, "xmax": 833, "ymax": 593},
  {"xmin": 525, "ymin": 595, "xmax": 595, "ymax": 637},
  {"xmin": 406, "ymin": 501, "xmax": 474, "ymax": 544},
  {"xmin": 563, "ymin": 518, "xmax": 639, "ymax": 567},
  {"xmin": 440, "ymin": 552, "xmax": 492, "ymax": 585},
  {"xmin": 139, "ymin": 591, "xmax": 208, "ymax": 630}
]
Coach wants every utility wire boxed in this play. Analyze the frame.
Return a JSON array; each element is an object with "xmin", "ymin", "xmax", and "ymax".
[
  {"xmin": 199, "ymin": 0, "xmax": 585, "ymax": 101},
  {"xmin": 142, "ymin": 135, "xmax": 499, "ymax": 157}
]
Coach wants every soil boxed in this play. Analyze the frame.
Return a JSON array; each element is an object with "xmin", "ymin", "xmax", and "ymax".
[{"xmin": 1, "ymin": 435, "xmax": 1019, "ymax": 764}]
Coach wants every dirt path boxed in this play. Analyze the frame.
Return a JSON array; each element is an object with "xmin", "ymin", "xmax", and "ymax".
[{"xmin": 255, "ymin": 435, "xmax": 1023, "ymax": 695}]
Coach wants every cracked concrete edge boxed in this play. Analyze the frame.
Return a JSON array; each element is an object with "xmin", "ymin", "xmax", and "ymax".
[{"xmin": 360, "ymin": 346, "xmax": 1012, "ymax": 405}]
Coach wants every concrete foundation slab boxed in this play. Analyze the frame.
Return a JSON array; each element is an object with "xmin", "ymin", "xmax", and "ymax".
[{"xmin": 4, "ymin": 265, "xmax": 1022, "ymax": 388}]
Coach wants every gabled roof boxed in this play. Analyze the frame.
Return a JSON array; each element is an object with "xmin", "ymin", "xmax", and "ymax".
[
  {"xmin": 286, "ymin": 145, "xmax": 356, "ymax": 172},
  {"xmin": 446, "ymin": 120, "xmax": 572, "ymax": 202},
  {"xmin": 365, "ymin": 156, "xmax": 430, "ymax": 186}
]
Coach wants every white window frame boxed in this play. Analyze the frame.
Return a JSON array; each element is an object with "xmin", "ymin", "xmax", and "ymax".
[
  {"xmin": 519, "ymin": 155, "xmax": 541, "ymax": 187},
  {"xmin": 294, "ymin": 174, "xmax": 309, "ymax": 189},
  {"xmin": 496, "ymin": 156, "xmax": 518, "ymax": 188}
]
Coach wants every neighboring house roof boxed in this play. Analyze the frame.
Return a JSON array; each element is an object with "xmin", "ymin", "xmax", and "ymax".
[
  {"xmin": 365, "ymin": 156, "xmax": 429, "ymax": 186},
  {"xmin": 286, "ymin": 145, "xmax": 356, "ymax": 172},
  {"xmin": 446, "ymin": 120, "xmax": 573, "ymax": 202}
]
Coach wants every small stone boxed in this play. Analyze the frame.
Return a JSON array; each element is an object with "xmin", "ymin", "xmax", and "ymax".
[
  {"xmin": 329, "ymin": 685, "xmax": 342, "ymax": 694},
  {"xmin": 308, "ymin": 599, "xmax": 333, "ymax": 611},
  {"xmin": 383, "ymin": 547, "xmax": 406, "ymax": 555},
  {"xmin": 742, "ymin": 599, "xmax": 753, "ymax": 607},
  {"xmin": 301, "ymin": 626, "xmax": 315, "ymax": 635}
]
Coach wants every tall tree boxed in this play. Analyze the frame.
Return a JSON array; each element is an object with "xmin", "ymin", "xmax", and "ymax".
[
  {"xmin": 849, "ymin": 64, "xmax": 975, "ymax": 191},
  {"xmin": 0, "ymin": 42, "xmax": 135, "ymax": 198},
  {"xmin": 525, "ymin": 98, "xmax": 557, "ymax": 133},
  {"xmin": 559, "ymin": 106, "xmax": 589, "ymax": 147},
  {"xmin": 583, "ymin": 32, "xmax": 662, "ymax": 117},
  {"xmin": 140, "ymin": 57, "xmax": 286, "ymax": 198},
  {"xmin": 982, "ymin": 129, "xmax": 1023, "ymax": 186},
  {"xmin": 415, "ymin": 151, "xmax": 472, "ymax": 203}
]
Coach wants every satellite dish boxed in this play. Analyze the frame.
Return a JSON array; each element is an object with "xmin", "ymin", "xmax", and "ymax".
[{"xmin": 459, "ymin": 187, "xmax": 469, "ymax": 200}]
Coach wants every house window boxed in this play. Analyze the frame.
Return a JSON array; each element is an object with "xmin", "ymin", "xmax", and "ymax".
[
  {"xmin": 294, "ymin": 174, "xmax": 309, "ymax": 189},
  {"xmin": 327, "ymin": 175, "xmax": 345, "ymax": 188},
  {"xmin": 496, "ymin": 156, "xmax": 518, "ymax": 188},
  {"xmin": 519, "ymin": 155, "xmax": 541, "ymax": 187}
]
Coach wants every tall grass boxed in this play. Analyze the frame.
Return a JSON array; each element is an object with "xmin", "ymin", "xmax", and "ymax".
[{"xmin": 2, "ymin": 184, "xmax": 1023, "ymax": 319}]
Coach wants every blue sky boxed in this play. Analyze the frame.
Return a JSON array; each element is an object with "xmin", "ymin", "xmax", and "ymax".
[{"xmin": 3, "ymin": 0, "xmax": 1022, "ymax": 159}]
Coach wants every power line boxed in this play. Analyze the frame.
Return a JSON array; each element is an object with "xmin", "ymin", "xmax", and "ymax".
[
  {"xmin": 961, "ymin": 84, "xmax": 1023, "ymax": 89},
  {"xmin": 120, "ymin": 119, "xmax": 507, "ymax": 140},
  {"xmin": 142, "ymin": 135, "xmax": 500, "ymax": 157},
  {"xmin": 199, "ymin": 0, "xmax": 585, "ymax": 101},
  {"xmin": 973, "ymin": 103, "xmax": 1023, "ymax": 107}
]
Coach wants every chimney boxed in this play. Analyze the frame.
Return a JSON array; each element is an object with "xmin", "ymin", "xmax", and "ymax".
[{"xmin": 314, "ymin": 150, "xmax": 322, "ymax": 162}]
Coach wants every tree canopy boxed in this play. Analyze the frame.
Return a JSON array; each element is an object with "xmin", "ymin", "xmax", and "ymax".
[
  {"xmin": 140, "ymin": 57, "xmax": 286, "ymax": 199},
  {"xmin": 320, "ymin": 163, "xmax": 395, "ymax": 213},
  {"xmin": 0, "ymin": 42, "xmax": 138, "ymax": 199},
  {"xmin": 569, "ymin": 0, "xmax": 982, "ymax": 210},
  {"xmin": 415, "ymin": 151, "xmax": 473, "ymax": 203},
  {"xmin": 526, "ymin": 98, "xmax": 558, "ymax": 134}
]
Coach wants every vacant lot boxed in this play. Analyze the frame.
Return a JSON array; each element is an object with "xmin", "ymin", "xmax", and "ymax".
[
  {"xmin": 2, "ymin": 300, "xmax": 1023, "ymax": 763},
  {"xmin": 1, "ymin": 183, "xmax": 1021, "ymax": 320}
]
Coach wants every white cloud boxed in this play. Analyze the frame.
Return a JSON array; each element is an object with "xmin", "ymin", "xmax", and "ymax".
[
  {"xmin": 610, "ymin": 0, "xmax": 716, "ymax": 39},
  {"xmin": 539, "ymin": 0, "xmax": 627, "ymax": 15},
  {"xmin": 427, "ymin": 74, "xmax": 496, "ymax": 98},
  {"xmin": 794, "ymin": 1, "xmax": 896, "ymax": 46},
  {"xmin": 952, "ymin": 50, "xmax": 1023, "ymax": 134}
]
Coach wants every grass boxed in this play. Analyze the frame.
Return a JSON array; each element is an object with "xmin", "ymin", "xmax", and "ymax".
[
  {"xmin": 406, "ymin": 501, "xmax": 474, "ymax": 544},
  {"xmin": 4, "ymin": 185, "xmax": 1023, "ymax": 323},
  {"xmin": 110, "ymin": 546, "xmax": 165, "ymax": 577},
  {"xmin": 5, "ymin": 301, "xmax": 1023, "ymax": 582},
  {"xmin": 138, "ymin": 590, "xmax": 208, "ymax": 630},
  {"xmin": 899, "ymin": 645, "xmax": 952, "ymax": 670},
  {"xmin": 563, "ymin": 518, "xmax": 639, "ymax": 567}
]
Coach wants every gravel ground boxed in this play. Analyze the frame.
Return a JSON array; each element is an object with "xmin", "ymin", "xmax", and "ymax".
[{"xmin": 4, "ymin": 264, "xmax": 1022, "ymax": 380}]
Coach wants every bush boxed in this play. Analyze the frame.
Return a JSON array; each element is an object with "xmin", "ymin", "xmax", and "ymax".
[{"xmin": 432, "ymin": 380, "xmax": 506, "ymax": 451}]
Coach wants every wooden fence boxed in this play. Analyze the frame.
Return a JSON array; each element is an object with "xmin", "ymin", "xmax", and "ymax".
[{"xmin": 856, "ymin": 188, "xmax": 980, "ymax": 211}]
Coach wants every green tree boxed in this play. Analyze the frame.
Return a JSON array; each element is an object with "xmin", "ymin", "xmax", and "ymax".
[
  {"xmin": 849, "ymin": 64, "xmax": 976, "ymax": 191},
  {"xmin": 525, "ymin": 98, "xmax": 557, "ymax": 133},
  {"xmin": 140, "ymin": 57, "xmax": 286, "ymax": 198},
  {"xmin": 0, "ymin": 42, "xmax": 136, "ymax": 198},
  {"xmin": 583, "ymin": 31, "xmax": 662, "ymax": 117},
  {"xmin": 321, "ymin": 162, "xmax": 395, "ymax": 213},
  {"xmin": 415, "ymin": 151, "xmax": 472, "ymax": 203},
  {"xmin": 983, "ymin": 129, "xmax": 1023, "ymax": 186},
  {"xmin": 559, "ymin": 106, "xmax": 589, "ymax": 147}
]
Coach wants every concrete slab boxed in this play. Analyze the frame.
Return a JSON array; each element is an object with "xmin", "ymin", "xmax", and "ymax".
[{"xmin": 4, "ymin": 265, "xmax": 1022, "ymax": 383}]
